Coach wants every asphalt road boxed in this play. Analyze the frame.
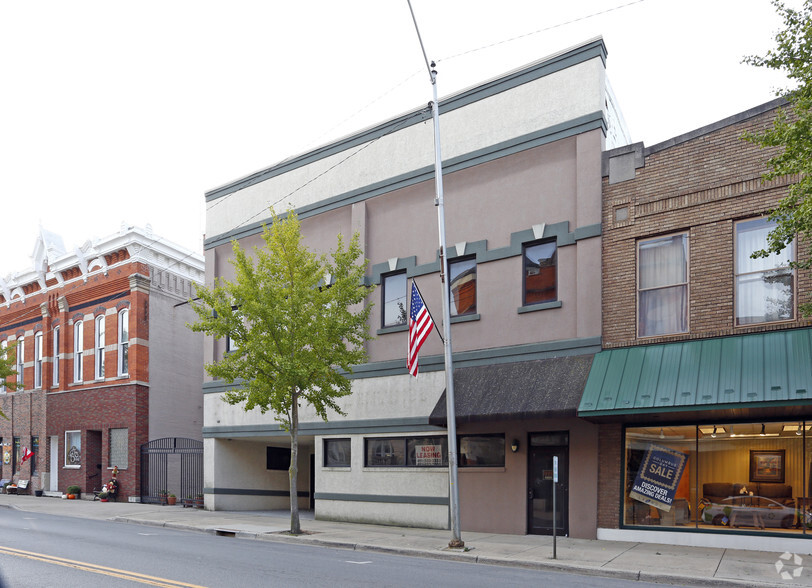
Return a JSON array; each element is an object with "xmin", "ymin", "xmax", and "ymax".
[{"xmin": 0, "ymin": 509, "xmax": 684, "ymax": 587}]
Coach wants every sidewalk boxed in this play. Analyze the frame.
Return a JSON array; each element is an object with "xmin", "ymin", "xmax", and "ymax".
[{"xmin": 0, "ymin": 494, "xmax": 802, "ymax": 587}]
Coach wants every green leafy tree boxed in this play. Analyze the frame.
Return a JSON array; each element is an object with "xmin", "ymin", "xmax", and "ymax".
[
  {"xmin": 0, "ymin": 342, "xmax": 19, "ymax": 419},
  {"xmin": 189, "ymin": 210, "xmax": 374, "ymax": 534},
  {"xmin": 743, "ymin": 0, "xmax": 812, "ymax": 315}
]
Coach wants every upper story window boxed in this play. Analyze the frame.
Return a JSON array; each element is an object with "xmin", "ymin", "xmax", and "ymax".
[
  {"xmin": 34, "ymin": 332, "xmax": 43, "ymax": 389},
  {"xmin": 95, "ymin": 315, "xmax": 105, "ymax": 380},
  {"xmin": 53, "ymin": 326, "xmax": 60, "ymax": 386},
  {"xmin": 448, "ymin": 257, "xmax": 477, "ymax": 317},
  {"xmin": 381, "ymin": 271, "xmax": 407, "ymax": 328},
  {"xmin": 74, "ymin": 320, "xmax": 84, "ymax": 383},
  {"xmin": 735, "ymin": 217, "xmax": 794, "ymax": 325},
  {"xmin": 117, "ymin": 309, "xmax": 129, "ymax": 376},
  {"xmin": 523, "ymin": 240, "xmax": 557, "ymax": 305},
  {"xmin": 225, "ymin": 305, "xmax": 240, "ymax": 353},
  {"xmin": 15, "ymin": 337, "xmax": 24, "ymax": 388},
  {"xmin": 638, "ymin": 233, "xmax": 689, "ymax": 338}
]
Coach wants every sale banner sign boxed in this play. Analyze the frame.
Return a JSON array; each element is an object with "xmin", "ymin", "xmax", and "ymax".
[{"xmin": 629, "ymin": 444, "xmax": 688, "ymax": 512}]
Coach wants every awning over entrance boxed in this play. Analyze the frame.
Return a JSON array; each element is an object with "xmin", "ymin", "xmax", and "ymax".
[
  {"xmin": 429, "ymin": 354, "xmax": 594, "ymax": 426},
  {"xmin": 579, "ymin": 327, "xmax": 812, "ymax": 420}
]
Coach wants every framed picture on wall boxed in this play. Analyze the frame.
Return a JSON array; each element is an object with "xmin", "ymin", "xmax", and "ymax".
[{"xmin": 750, "ymin": 450, "xmax": 785, "ymax": 483}]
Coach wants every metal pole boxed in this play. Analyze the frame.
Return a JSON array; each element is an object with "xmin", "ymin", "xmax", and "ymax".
[
  {"xmin": 552, "ymin": 480, "xmax": 557, "ymax": 559},
  {"xmin": 406, "ymin": 0, "xmax": 462, "ymax": 549}
]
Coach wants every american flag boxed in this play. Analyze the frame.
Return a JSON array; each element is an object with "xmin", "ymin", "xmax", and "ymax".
[{"xmin": 407, "ymin": 282, "xmax": 433, "ymax": 377}]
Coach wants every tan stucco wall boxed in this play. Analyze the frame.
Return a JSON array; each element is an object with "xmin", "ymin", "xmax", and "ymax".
[{"xmin": 457, "ymin": 417, "xmax": 598, "ymax": 538}]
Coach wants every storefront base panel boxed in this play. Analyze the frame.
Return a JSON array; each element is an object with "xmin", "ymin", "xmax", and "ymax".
[
  {"xmin": 316, "ymin": 499, "xmax": 448, "ymax": 530},
  {"xmin": 598, "ymin": 528, "xmax": 812, "ymax": 555}
]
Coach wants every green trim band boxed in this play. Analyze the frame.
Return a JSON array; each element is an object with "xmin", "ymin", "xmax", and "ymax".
[
  {"xmin": 205, "ymin": 488, "xmax": 309, "ymax": 497},
  {"xmin": 204, "ymin": 114, "xmax": 606, "ymax": 250},
  {"xmin": 206, "ymin": 40, "xmax": 606, "ymax": 203},
  {"xmin": 203, "ymin": 416, "xmax": 443, "ymax": 438},
  {"xmin": 314, "ymin": 492, "xmax": 448, "ymax": 506}
]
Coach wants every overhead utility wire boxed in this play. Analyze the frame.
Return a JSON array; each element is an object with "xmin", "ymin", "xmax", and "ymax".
[
  {"xmin": 437, "ymin": 0, "xmax": 648, "ymax": 64},
  {"xmin": 167, "ymin": 0, "xmax": 651, "ymax": 276}
]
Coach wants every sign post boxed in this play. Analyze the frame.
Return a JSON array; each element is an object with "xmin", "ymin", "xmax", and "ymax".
[{"xmin": 553, "ymin": 455, "xmax": 558, "ymax": 559}]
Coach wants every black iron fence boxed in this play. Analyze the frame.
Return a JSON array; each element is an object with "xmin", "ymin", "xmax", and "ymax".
[{"xmin": 140, "ymin": 437, "xmax": 203, "ymax": 505}]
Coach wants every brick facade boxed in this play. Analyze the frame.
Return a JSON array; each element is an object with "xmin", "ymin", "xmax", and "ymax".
[
  {"xmin": 0, "ymin": 227, "xmax": 203, "ymax": 499},
  {"xmin": 603, "ymin": 100, "xmax": 812, "ymax": 349},
  {"xmin": 596, "ymin": 99, "xmax": 812, "ymax": 532},
  {"xmin": 597, "ymin": 423, "xmax": 622, "ymax": 529}
]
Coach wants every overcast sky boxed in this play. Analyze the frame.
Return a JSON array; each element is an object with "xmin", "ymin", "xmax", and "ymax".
[{"xmin": 0, "ymin": 0, "xmax": 798, "ymax": 276}]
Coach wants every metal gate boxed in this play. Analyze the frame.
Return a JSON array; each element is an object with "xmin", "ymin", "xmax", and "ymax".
[{"xmin": 140, "ymin": 438, "xmax": 203, "ymax": 504}]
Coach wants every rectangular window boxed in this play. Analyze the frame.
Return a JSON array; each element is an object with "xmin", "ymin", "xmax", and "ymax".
[
  {"xmin": 95, "ymin": 315, "xmax": 105, "ymax": 380},
  {"xmin": 118, "ymin": 310, "xmax": 129, "ymax": 376},
  {"xmin": 65, "ymin": 430, "xmax": 81, "ymax": 467},
  {"xmin": 266, "ymin": 446, "xmax": 291, "ymax": 470},
  {"xmin": 1, "ymin": 340, "xmax": 7, "ymax": 393},
  {"xmin": 364, "ymin": 436, "xmax": 448, "ymax": 467},
  {"xmin": 523, "ymin": 240, "xmax": 557, "ymax": 305},
  {"xmin": 382, "ymin": 271, "xmax": 408, "ymax": 328},
  {"xmin": 53, "ymin": 326, "xmax": 60, "ymax": 386},
  {"xmin": 31, "ymin": 436, "xmax": 38, "ymax": 473},
  {"xmin": 624, "ymin": 422, "xmax": 807, "ymax": 534},
  {"xmin": 109, "ymin": 428, "xmax": 128, "ymax": 469},
  {"xmin": 34, "ymin": 332, "xmax": 42, "ymax": 389},
  {"xmin": 637, "ymin": 234, "xmax": 688, "ymax": 337},
  {"xmin": 735, "ymin": 217, "xmax": 794, "ymax": 325},
  {"xmin": 324, "ymin": 438, "xmax": 351, "ymax": 467},
  {"xmin": 74, "ymin": 321, "xmax": 83, "ymax": 383},
  {"xmin": 448, "ymin": 257, "xmax": 477, "ymax": 316},
  {"xmin": 15, "ymin": 338, "xmax": 24, "ymax": 389},
  {"xmin": 225, "ymin": 306, "xmax": 239, "ymax": 354},
  {"xmin": 458, "ymin": 434, "xmax": 505, "ymax": 467}
]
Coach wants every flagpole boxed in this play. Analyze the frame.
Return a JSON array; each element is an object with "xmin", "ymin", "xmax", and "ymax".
[{"xmin": 406, "ymin": 0, "xmax": 463, "ymax": 549}]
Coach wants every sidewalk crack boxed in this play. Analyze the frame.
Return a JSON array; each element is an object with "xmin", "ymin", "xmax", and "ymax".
[
  {"xmin": 601, "ymin": 542, "xmax": 639, "ymax": 567},
  {"xmin": 713, "ymin": 548, "xmax": 726, "ymax": 577}
]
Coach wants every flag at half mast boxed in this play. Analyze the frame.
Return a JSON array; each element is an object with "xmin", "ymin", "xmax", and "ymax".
[{"xmin": 407, "ymin": 282, "xmax": 434, "ymax": 377}]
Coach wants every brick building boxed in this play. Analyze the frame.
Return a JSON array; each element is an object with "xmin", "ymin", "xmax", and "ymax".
[
  {"xmin": 0, "ymin": 225, "xmax": 204, "ymax": 500},
  {"xmin": 581, "ymin": 98, "xmax": 812, "ymax": 552}
]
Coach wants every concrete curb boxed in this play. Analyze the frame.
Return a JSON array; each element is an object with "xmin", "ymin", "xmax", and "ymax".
[{"xmin": 108, "ymin": 515, "xmax": 777, "ymax": 587}]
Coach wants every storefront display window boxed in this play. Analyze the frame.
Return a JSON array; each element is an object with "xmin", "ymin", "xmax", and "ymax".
[{"xmin": 624, "ymin": 421, "xmax": 812, "ymax": 535}]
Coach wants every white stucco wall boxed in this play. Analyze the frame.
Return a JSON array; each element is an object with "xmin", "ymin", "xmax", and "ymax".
[
  {"xmin": 206, "ymin": 371, "xmax": 445, "ymax": 429},
  {"xmin": 206, "ymin": 56, "xmax": 606, "ymax": 240}
]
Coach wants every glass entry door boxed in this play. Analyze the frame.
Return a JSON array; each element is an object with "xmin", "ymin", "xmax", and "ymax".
[{"xmin": 528, "ymin": 432, "xmax": 569, "ymax": 535}]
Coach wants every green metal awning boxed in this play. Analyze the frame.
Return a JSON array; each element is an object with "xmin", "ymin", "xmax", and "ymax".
[{"xmin": 578, "ymin": 328, "xmax": 812, "ymax": 420}]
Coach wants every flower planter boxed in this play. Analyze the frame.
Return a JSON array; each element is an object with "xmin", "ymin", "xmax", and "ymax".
[{"xmin": 167, "ymin": 495, "xmax": 177, "ymax": 506}]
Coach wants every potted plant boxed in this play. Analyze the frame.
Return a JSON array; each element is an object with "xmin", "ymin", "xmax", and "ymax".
[
  {"xmin": 167, "ymin": 493, "xmax": 177, "ymax": 506},
  {"xmin": 159, "ymin": 489, "xmax": 168, "ymax": 505},
  {"xmin": 66, "ymin": 485, "xmax": 81, "ymax": 499},
  {"xmin": 195, "ymin": 493, "xmax": 204, "ymax": 509},
  {"xmin": 98, "ymin": 491, "xmax": 109, "ymax": 502}
]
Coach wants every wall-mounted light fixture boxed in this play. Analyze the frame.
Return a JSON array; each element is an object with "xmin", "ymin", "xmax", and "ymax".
[{"xmin": 511, "ymin": 439, "xmax": 519, "ymax": 453}]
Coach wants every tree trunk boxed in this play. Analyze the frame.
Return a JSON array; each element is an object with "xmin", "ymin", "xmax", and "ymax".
[{"xmin": 289, "ymin": 396, "xmax": 301, "ymax": 535}]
